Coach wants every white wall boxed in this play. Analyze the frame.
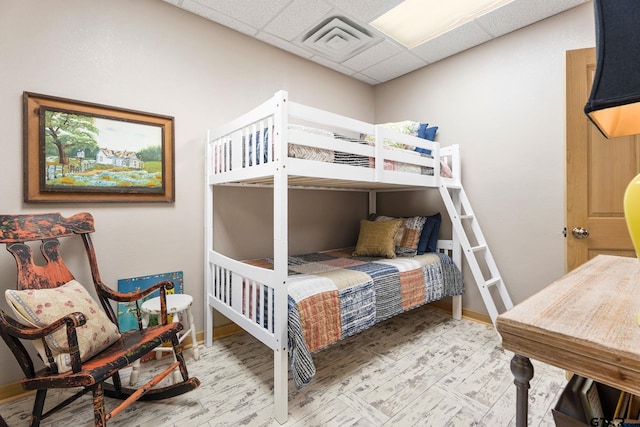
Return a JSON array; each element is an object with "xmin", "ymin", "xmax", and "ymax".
[
  {"xmin": 0, "ymin": 0, "xmax": 372, "ymax": 385},
  {"xmin": 374, "ymin": 3, "xmax": 595, "ymax": 313}
]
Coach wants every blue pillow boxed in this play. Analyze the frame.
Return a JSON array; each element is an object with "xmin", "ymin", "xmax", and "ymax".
[
  {"xmin": 417, "ymin": 212, "xmax": 441, "ymax": 254},
  {"xmin": 418, "ymin": 122, "xmax": 428, "ymax": 137},
  {"xmin": 415, "ymin": 148, "xmax": 432, "ymax": 155},
  {"xmin": 415, "ymin": 124, "xmax": 438, "ymax": 155},
  {"xmin": 422, "ymin": 126, "xmax": 438, "ymax": 141}
]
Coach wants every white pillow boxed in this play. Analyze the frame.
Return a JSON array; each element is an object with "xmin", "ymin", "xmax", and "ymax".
[{"xmin": 5, "ymin": 280, "xmax": 121, "ymax": 373}]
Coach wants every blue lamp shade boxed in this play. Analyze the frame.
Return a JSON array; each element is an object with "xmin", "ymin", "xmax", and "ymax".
[{"xmin": 584, "ymin": 0, "xmax": 640, "ymax": 139}]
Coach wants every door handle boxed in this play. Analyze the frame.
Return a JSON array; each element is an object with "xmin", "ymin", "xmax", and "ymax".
[{"xmin": 571, "ymin": 227, "xmax": 589, "ymax": 239}]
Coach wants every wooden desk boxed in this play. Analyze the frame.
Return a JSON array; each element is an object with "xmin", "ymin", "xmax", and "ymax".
[{"xmin": 496, "ymin": 255, "xmax": 640, "ymax": 426}]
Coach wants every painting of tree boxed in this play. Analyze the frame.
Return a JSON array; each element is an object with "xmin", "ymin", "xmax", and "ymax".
[
  {"xmin": 24, "ymin": 92, "xmax": 174, "ymax": 203},
  {"xmin": 44, "ymin": 111, "xmax": 100, "ymax": 165}
]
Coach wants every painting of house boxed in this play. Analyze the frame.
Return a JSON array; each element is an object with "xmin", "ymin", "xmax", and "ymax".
[{"xmin": 96, "ymin": 147, "xmax": 144, "ymax": 169}]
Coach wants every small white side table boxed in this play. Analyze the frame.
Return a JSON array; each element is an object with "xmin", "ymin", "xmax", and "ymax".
[{"xmin": 129, "ymin": 293, "xmax": 199, "ymax": 385}]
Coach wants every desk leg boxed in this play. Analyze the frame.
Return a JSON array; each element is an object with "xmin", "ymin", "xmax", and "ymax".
[{"xmin": 510, "ymin": 354, "xmax": 534, "ymax": 427}]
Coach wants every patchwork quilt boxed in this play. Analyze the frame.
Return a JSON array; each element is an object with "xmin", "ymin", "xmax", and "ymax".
[{"xmin": 246, "ymin": 248, "xmax": 464, "ymax": 388}]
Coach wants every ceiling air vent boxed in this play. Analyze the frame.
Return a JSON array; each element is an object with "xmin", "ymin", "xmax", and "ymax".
[{"xmin": 301, "ymin": 17, "xmax": 377, "ymax": 62}]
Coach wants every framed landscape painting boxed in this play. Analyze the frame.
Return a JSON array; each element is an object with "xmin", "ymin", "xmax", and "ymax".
[{"xmin": 23, "ymin": 92, "xmax": 175, "ymax": 203}]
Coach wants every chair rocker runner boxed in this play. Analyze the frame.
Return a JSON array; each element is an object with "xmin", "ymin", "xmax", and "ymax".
[{"xmin": 0, "ymin": 212, "xmax": 200, "ymax": 426}]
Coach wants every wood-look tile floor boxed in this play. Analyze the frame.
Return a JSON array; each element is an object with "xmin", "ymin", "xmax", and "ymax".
[{"xmin": 0, "ymin": 306, "xmax": 566, "ymax": 426}]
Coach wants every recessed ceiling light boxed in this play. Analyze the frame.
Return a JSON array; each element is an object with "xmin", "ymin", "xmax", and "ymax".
[{"xmin": 370, "ymin": 0, "xmax": 513, "ymax": 49}]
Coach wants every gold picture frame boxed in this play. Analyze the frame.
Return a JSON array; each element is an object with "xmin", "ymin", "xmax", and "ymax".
[{"xmin": 23, "ymin": 92, "xmax": 175, "ymax": 203}]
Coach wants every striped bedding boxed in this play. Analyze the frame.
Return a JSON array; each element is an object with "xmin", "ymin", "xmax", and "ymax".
[
  {"xmin": 243, "ymin": 125, "xmax": 444, "ymax": 176},
  {"xmin": 245, "ymin": 248, "xmax": 464, "ymax": 388},
  {"xmin": 288, "ymin": 125, "xmax": 436, "ymax": 174}
]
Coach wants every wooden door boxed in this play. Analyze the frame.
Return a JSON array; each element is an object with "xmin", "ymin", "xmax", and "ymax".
[{"xmin": 565, "ymin": 48, "xmax": 639, "ymax": 271}]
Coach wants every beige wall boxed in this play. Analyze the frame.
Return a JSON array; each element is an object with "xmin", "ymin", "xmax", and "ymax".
[
  {"xmin": 0, "ymin": 0, "xmax": 597, "ymax": 387},
  {"xmin": 374, "ymin": 3, "xmax": 595, "ymax": 313},
  {"xmin": 0, "ymin": 0, "xmax": 372, "ymax": 385}
]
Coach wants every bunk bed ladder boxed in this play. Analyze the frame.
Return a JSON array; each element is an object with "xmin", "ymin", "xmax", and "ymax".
[{"xmin": 439, "ymin": 183, "xmax": 513, "ymax": 327}]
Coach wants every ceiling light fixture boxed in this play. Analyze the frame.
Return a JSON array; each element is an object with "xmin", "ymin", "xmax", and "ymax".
[{"xmin": 370, "ymin": 0, "xmax": 513, "ymax": 49}]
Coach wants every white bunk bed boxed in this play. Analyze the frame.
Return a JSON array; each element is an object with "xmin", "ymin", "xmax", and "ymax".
[{"xmin": 204, "ymin": 90, "xmax": 464, "ymax": 424}]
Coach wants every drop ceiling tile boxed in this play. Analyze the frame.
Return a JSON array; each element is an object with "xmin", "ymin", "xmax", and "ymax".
[
  {"xmin": 476, "ymin": 0, "xmax": 589, "ymax": 37},
  {"xmin": 263, "ymin": 1, "xmax": 333, "ymax": 41},
  {"xmin": 308, "ymin": 54, "xmax": 357, "ymax": 76},
  {"xmin": 195, "ymin": 0, "xmax": 290, "ymax": 29},
  {"xmin": 351, "ymin": 72, "xmax": 381, "ymax": 86},
  {"xmin": 361, "ymin": 51, "xmax": 427, "ymax": 83},
  {"xmin": 323, "ymin": 0, "xmax": 404, "ymax": 23},
  {"xmin": 411, "ymin": 21, "xmax": 493, "ymax": 64},
  {"xmin": 342, "ymin": 39, "xmax": 403, "ymax": 72},
  {"xmin": 177, "ymin": 0, "xmax": 258, "ymax": 36},
  {"xmin": 257, "ymin": 32, "xmax": 314, "ymax": 58}
]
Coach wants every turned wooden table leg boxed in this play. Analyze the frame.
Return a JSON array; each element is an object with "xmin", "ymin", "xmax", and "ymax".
[{"xmin": 511, "ymin": 354, "xmax": 534, "ymax": 427}]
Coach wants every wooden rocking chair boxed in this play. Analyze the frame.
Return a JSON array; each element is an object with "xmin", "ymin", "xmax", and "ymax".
[{"xmin": 0, "ymin": 212, "xmax": 200, "ymax": 426}]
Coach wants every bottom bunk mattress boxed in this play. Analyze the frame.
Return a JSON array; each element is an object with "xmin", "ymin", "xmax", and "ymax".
[{"xmin": 244, "ymin": 248, "xmax": 464, "ymax": 388}]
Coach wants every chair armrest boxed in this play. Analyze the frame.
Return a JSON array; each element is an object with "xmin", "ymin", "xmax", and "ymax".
[
  {"xmin": 0, "ymin": 310, "xmax": 86, "ymax": 373},
  {"xmin": 0, "ymin": 310, "xmax": 86, "ymax": 340},
  {"xmin": 95, "ymin": 279, "xmax": 174, "ymax": 303}
]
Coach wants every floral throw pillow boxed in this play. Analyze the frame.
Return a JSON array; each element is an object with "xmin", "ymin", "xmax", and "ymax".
[{"xmin": 5, "ymin": 280, "xmax": 121, "ymax": 373}]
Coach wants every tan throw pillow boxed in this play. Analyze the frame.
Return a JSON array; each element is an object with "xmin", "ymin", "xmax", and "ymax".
[
  {"xmin": 352, "ymin": 219, "xmax": 403, "ymax": 258},
  {"xmin": 5, "ymin": 280, "xmax": 121, "ymax": 373}
]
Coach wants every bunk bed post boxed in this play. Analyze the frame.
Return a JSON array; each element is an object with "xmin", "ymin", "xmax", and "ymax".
[
  {"xmin": 205, "ymin": 130, "xmax": 214, "ymax": 347},
  {"xmin": 368, "ymin": 191, "xmax": 376, "ymax": 215},
  {"xmin": 451, "ymin": 186, "xmax": 463, "ymax": 320},
  {"xmin": 448, "ymin": 145, "xmax": 463, "ymax": 321},
  {"xmin": 272, "ymin": 90, "xmax": 289, "ymax": 424},
  {"xmin": 373, "ymin": 125, "xmax": 383, "ymax": 181},
  {"xmin": 441, "ymin": 146, "xmax": 461, "ymax": 271}
]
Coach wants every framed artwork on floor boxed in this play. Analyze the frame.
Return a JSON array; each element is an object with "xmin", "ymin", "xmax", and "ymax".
[{"xmin": 117, "ymin": 271, "xmax": 183, "ymax": 332}]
